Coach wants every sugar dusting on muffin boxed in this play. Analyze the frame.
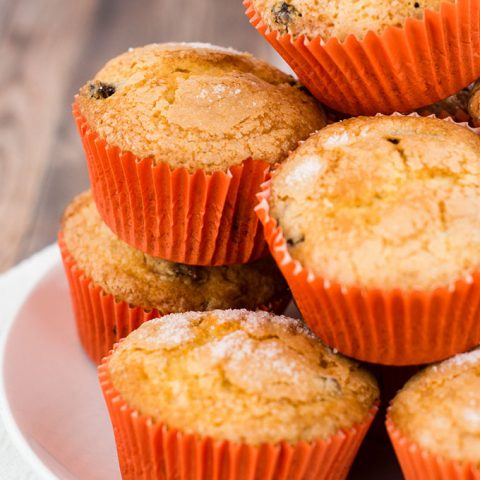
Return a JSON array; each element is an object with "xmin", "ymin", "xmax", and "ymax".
[
  {"xmin": 431, "ymin": 348, "xmax": 480, "ymax": 372},
  {"xmin": 108, "ymin": 309, "xmax": 379, "ymax": 444}
]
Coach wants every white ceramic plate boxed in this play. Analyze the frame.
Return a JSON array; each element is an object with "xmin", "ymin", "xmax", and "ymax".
[{"xmin": 0, "ymin": 260, "xmax": 401, "ymax": 479}]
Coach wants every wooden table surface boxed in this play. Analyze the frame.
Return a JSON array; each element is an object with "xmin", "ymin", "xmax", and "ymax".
[{"xmin": 0, "ymin": 0, "xmax": 282, "ymax": 272}]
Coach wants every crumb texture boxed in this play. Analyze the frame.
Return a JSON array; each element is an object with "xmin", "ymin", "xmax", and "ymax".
[
  {"xmin": 390, "ymin": 349, "xmax": 480, "ymax": 467},
  {"xmin": 77, "ymin": 43, "xmax": 325, "ymax": 173},
  {"xmin": 270, "ymin": 115, "xmax": 480, "ymax": 290},
  {"xmin": 61, "ymin": 192, "xmax": 288, "ymax": 311},
  {"xmin": 108, "ymin": 310, "xmax": 379, "ymax": 444},
  {"xmin": 251, "ymin": 0, "xmax": 454, "ymax": 41}
]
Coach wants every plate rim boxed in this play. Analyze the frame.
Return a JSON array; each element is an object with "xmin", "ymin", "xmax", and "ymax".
[{"xmin": 0, "ymin": 246, "xmax": 60, "ymax": 480}]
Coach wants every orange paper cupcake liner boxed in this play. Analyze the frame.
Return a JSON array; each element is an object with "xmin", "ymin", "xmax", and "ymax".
[
  {"xmin": 386, "ymin": 416, "xmax": 480, "ymax": 480},
  {"xmin": 73, "ymin": 102, "xmax": 269, "ymax": 266},
  {"xmin": 59, "ymin": 235, "xmax": 290, "ymax": 364},
  {"xmin": 59, "ymin": 236, "xmax": 160, "ymax": 364},
  {"xmin": 245, "ymin": 0, "xmax": 480, "ymax": 116},
  {"xmin": 98, "ymin": 354, "xmax": 378, "ymax": 480},
  {"xmin": 255, "ymin": 178, "xmax": 480, "ymax": 366}
]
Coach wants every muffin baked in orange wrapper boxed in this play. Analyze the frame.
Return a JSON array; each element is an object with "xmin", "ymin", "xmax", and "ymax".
[
  {"xmin": 72, "ymin": 43, "xmax": 326, "ymax": 265},
  {"xmin": 100, "ymin": 369, "xmax": 377, "ymax": 480},
  {"xmin": 245, "ymin": 0, "xmax": 480, "ymax": 116},
  {"xmin": 255, "ymin": 115, "xmax": 480, "ymax": 366},
  {"xmin": 386, "ymin": 349, "xmax": 480, "ymax": 479},
  {"xmin": 98, "ymin": 310, "xmax": 377, "ymax": 480}
]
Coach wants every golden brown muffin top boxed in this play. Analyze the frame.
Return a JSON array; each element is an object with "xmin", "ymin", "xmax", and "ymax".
[
  {"xmin": 76, "ymin": 43, "xmax": 325, "ymax": 173},
  {"xmin": 269, "ymin": 115, "xmax": 480, "ymax": 290},
  {"xmin": 108, "ymin": 309, "xmax": 379, "ymax": 444},
  {"xmin": 251, "ymin": 0, "xmax": 454, "ymax": 41},
  {"xmin": 61, "ymin": 192, "xmax": 288, "ymax": 312},
  {"xmin": 390, "ymin": 349, "xmax": 480, "ymax": 467}
]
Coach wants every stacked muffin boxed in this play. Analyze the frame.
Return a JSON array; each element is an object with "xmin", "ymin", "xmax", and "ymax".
[
  {"xmin": 260, "ymin": 114, "xmax": 480, "ymax": 365},
  {"xmin": 61, "ymin": 4, "xmax": 480, "ymax": 479},
  {"xmin": 73, "ymin": 43, "xmax": 325, "ymax": 265},
  {"xmin": 246, "ymin": 0, "xmax": 480, "ymax": 115}
]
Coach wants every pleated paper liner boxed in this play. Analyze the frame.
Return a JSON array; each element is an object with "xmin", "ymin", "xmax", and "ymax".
[
  {"xmin": 244, "ymin": 0, "xmax": 480, "ymax": 116},
  {"xmin": 73, "ymin": 102, "xmax": 269, "ymax": 266},
  {"xmin": 256, "ymin": 177, "xmax": 480, "ymax": 366},
  {"xmin": 386, "ymin": 417, "xmax": 480, "ymax": 480},
  {"xmin": 59, "ymin": 236, "xmax": 160, "ymax": 364},
  {"xmin": 59, "ymin": 235, "xmax": 290, "ymax": 364},
  {"xmin": 98, "ymin": 355, "xmax": 378, "ymax": 480}
]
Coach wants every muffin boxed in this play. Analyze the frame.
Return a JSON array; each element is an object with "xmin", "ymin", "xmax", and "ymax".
[
  {"xmin": 74, "ymin": 42, "xmax": 325, "ymax": 265},
  {"xmin": 469, "ymin": 81, "xmax": 480, "ymax": 127},
  {"xmin": 60, "ymin": 192, "xmax": 290, "ymax": 363},
  {"xmin": 417, "ymin": 86, "xmax": 473, "ymax": 124},
  {"xmin": 387, "ymin": 349, "xmax": 480, "ymax": 479},
  {"xmin": 99, "ymin": 309, "xmax": 379, "ymax": 480},
  {"xmin": 257, "ymin": 115, "xmax": 480, "ymax": 365},
  {"xmin": 245, "ymin": 0, "xmax": 480, "ymax": 115}
]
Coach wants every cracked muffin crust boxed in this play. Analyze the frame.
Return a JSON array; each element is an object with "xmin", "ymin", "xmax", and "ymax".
[
  {"xmin": 61, "ymin": 192, "xmax": 289, "ymax": 312},
  {"xmin": 270, "ymin": 115, "xmax": 480, "ymax": 290},
  {"xmin": 390, "ymin": 348, "xmax": 480, "ymax": 467},
  {"xmin": 76, "ymin": 43, "xmax": 325, "ymax": 173},
  {"xmin": 107, "ymin": 309, "xmax": 379, "ymax": 444},
  {"xmin": 250, "ymin": 0, "xmax": 455, "ymax": 41}
]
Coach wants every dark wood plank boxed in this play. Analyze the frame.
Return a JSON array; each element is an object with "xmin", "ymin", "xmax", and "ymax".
[{"xmin": 17, "ymin": 0, "xmax": 286, "ymax": 263}]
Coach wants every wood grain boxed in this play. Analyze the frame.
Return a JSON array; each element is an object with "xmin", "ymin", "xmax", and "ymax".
[
  {"xmin": 0, "ymin": 0, "xmax": 285, "ymax": 271},
  {"xmin": 0, "ymin": 0, "xmax": 97, "ymax": 271}
]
